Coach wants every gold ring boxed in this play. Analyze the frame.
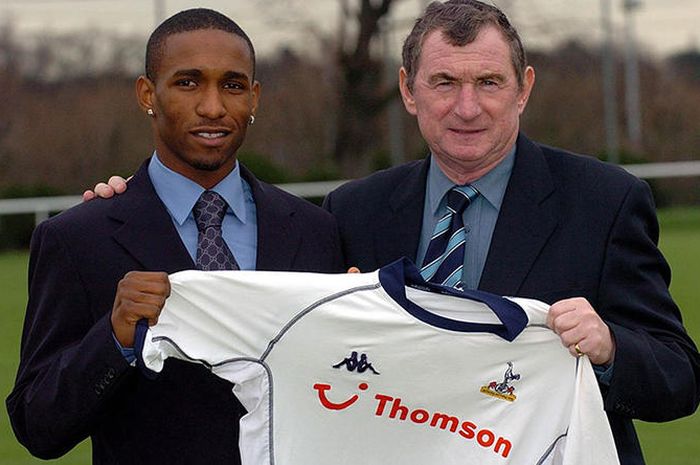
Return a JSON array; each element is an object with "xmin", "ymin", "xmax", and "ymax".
[{"xmin": 574, "ymin": 343, "xmax": 584, "ymax": 357}]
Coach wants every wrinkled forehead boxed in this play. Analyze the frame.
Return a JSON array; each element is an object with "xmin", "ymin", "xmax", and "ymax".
[{"xmin": 418, "ymin": 26, "xmax": 513, "ymax": 70}]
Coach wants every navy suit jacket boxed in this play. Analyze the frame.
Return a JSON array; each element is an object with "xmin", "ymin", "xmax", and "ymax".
[
  {"xmin": 324, "ymin": 134, "xmax": 700, "ymax": 465},
  {"xmin": 7, "ymin": 160, "xmax": 343, "ymax": 464}
]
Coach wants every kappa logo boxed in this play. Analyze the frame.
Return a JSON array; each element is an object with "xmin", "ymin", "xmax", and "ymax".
[
  {"xmin": 480, "ymin": 361, "xmax": 521, "ymax": 402},
  {"xmin": 311, "ymin": 382, "xmax": 514, "ymax": 458},
  {"xmin": 333, "ymin": 351, "xmax": 380, "ymax": 374}
]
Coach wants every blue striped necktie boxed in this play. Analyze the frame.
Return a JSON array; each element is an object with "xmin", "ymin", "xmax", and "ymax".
[{"xmin": 420, "ymin": 185, "xmax": 480, "ymax": 290}]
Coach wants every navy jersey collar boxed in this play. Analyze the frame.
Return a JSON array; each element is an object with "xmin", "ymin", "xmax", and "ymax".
[{"xmin": 378, "ymin": 257, "xmax": 527, "ymax": 341}]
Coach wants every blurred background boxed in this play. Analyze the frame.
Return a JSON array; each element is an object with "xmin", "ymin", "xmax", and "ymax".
[
  {"xmin": 0, "ymin": 1, "xmax": 698, "ymax": 200},
  {"xmin": 0, "ymin": 1, "xmax": 698, "ymax": 464}
]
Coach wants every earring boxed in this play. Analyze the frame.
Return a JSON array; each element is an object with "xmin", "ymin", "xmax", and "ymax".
[
  {"xmin": 147, "ymin": 108, "xmax": 155, "ymax": 116},
  {"xmin": 248, "ymin": 114, "xmax": 255, "ymax": 126}
]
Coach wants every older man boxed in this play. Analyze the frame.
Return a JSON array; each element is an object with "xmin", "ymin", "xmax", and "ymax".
[{"xmin": 323, "ymin": 2, "xmax": 699, "ymax": 464}]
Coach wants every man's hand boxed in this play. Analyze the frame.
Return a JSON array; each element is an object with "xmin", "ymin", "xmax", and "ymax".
[
  {"xmin": 111, "ymin": 271, "xmax": 170, "ymax": 348},
  {"xmin": 82, "ymin": 175, "xmax": 130, "ymax": 202},
  {"xmin": 546, "ymin": 297, "xmax": 616, "ymax": 365}
]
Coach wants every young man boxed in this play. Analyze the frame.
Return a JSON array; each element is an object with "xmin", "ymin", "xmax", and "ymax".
[{"xmin": 7, "ymin": 9, "xmax": 342, "ymax": 464}]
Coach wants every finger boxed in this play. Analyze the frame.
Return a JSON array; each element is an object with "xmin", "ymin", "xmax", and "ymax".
[
  {"xmin": 119, "ymin": 289, "xmax": 169, "ymax": 309},
  {"xmin": 109, "ymin": 175, "xmax": 128, "ymax": 193},
  {"xmin": 118, "ymin": 278, "xmax": 169, "ymax": 297},
  {"xmin": 82, "ymin": 190, "xmax": 96, "ymax": 202},
  {"xmin": 546, "ymin": 298, "xmax": 579, "ymax": 328},
  {"xmin": 117, "ymin": 273, "xmax": 170, "ymax": 303},
  {"xmin": 347, "ymin": 267, "xmax": 360, "ymax": 274},
  {"xmin": 558, "ymin": 327, "xmax": 586, "ymax": 349},
  {"xmin": 94, "ymin": 182, "xmax": 115, "ymax": 199},
  {"xmin": 122, "ymin": 271, "xmax": 171, "ymax": 290},
  {"xmin": 555, "ymin": 306, "xmax": 605, "ymax": 343},
  {"xmin": 111, "ymin": 298, "xmax": 162, "ymax": 347},
  {"xmin": 548, "ymin": 309, "xmax": 581, "ymax": 336},
  {"xmin": 569, "ymin": 342, "xmax": 586, "ymax": 358},
  {"xmin": 114, "ymin": 301, "xmax": 164, "ymax": 323}
]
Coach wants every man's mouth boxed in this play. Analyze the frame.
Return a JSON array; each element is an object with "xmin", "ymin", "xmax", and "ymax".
[
  {"xmin": 190, "ymin": 128, "xmax": 232, "ymax": 146},
  {"xmin": 449, "ymin": 127, "xmax": 484, "ymax": 135},
  {"xmin": 195, "ymin": 132, "xmax": 227, "ymax": 139}
]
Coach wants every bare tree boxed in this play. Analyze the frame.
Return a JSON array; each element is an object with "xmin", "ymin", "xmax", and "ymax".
[
  {"xmin": 0, "ymin": 22, "xmax": 20, "ymax": 161},
  {"xmin": 333, "ymin": 0, "xmax": 399, "ymax": 174}
]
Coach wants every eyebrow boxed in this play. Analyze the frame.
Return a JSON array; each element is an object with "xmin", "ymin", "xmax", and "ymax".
[
  {"xmin": 428, "ymin": 72, "xmax": 457, "ymax": 83},
  {"xmin": 427, "ymin": 71, "xmax": 508, "ymax": 85},
  {"xmin": 171, "ymin": 69, "xmax": 251, "ymax": 82},
  {"xmin": 477, "ymin": 72, "xmax": 506, "ymax": 82},
  {"xmin": 221, "ymin": 70, "xmax": 250, "ymax": 82},
  {"xmin": 172, "ymin": 69, "xmax": 203, "ymax": 78}
]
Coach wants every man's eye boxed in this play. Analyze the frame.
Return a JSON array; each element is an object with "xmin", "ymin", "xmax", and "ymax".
[
  {"xmin": 435, "ymin": 80, "xmax": 454, "ymax": 89},
  {"xmin": 175, "ymin": 79, "xmax": 196, "ymax": 87},
  {"xmin": 223, "ymin": 81, "xmax": 244, "ymax": 90}
]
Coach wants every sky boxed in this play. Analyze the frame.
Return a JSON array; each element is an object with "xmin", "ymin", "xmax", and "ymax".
[{"xmin": 1, "ymin": 0, "xmax": 698, "ymax": 59}]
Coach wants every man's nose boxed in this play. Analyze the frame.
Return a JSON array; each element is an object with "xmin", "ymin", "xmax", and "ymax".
[
  {"xmin": 196, "ymin": 86, "xmax": 227, "ymax": 119},
  {"xmin": 452, "ymin": 84, "xmax": 482, "ymax": 120}
]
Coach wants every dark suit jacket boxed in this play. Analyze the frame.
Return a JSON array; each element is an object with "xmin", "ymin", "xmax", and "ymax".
[
  {"xmin": 324, "ymin": 134, "xmax": 700, "ymax": 465},
  {"xmin": 7, "ymin": 159, "xmax": 343, "ymax": 464}
]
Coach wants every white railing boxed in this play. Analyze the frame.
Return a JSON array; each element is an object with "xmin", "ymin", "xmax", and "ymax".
[
  {"xmin": 621, "ymin": 161, "xmax": 700, "ymax": 179},
  {"xmin": 1, "ymin": 161, "xmax": 699, "ymax": 227},
  {"xmin": 0, "ymin": 180, "xmax": 350, "ymax": 226},
  {"xmin": 0, "ymin": 195, "xmax": 83, "ymax": 225}
]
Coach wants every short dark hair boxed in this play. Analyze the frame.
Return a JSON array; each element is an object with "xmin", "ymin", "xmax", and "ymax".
[
  {"xmin": 402, "ymin": 0, "xmax": 527, "ymax": 90},
  {"xmin": 145, "ymin": 8, "xmax": 256, "ymax": 81}
]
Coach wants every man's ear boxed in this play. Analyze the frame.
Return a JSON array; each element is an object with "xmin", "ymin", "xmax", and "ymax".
[
  {"xmin": 136, "ymin": 75, "xmax": 156, "ymax": 115},
  {"xmin": 250, "ymin": 80, "xmax": 261, "ymax": 118},
  {"xmin": 517, "ymin": 66, "xmax": 536, "ymax": 115},
  {"xmin": 399, "ymin": 67, "xmax": 418, "ymax": 116}
]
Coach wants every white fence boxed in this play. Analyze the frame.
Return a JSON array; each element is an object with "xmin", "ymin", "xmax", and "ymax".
[
  {"xmin": 0, "ymin": 161, "xmax": 699, "ymax": 228},
  {"xmin": 0, "ymin": 180, "xmax": 349, "ymax": 226}
]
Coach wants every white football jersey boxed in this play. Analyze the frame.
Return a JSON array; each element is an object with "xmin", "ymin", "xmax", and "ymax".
[{"xmin": 138, "ymin": 258, "xmax": 619, "ymax": 465}]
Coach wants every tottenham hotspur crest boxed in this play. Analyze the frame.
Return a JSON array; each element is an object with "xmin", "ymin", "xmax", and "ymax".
[{"xmin": 480, "ymin": 361, "xmax": 520, "ymax": 402}]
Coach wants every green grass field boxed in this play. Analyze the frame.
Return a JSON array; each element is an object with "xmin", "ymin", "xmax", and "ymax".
[{"xmin": 1, "ymin": 208, "xmax": 699, "ymax": 464}]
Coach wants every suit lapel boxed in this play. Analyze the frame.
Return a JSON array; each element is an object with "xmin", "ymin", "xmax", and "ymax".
[
  {"xmin": 479, "ymin": 135, "xmax": 559, "ymax": 295},
  {"xmin": 374, "ymin": 159, "xmax": 429, "ymax": 267},
  {"xmin": 109, "ymin": 161, "xmax": 194, "ymax": 273},
  {"xmin": 241, "ymin": 165, "xmax": 301, "ymax": 271}
]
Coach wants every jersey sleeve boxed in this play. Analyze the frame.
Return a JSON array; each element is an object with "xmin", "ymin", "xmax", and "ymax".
[
  {"xmin": 559, "ymin": 356, "xmax": 620, "ymax": 465},
  {"xmin": 140, "ymin": 269, "xmax": 377, "ymax": 374},
  {"xmin": 507, "ymin": 297, "xmax": 620, "ymax": 465}
]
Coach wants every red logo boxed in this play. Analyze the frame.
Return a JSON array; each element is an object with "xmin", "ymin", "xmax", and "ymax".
[
  {"xmin": 313, "ymin": 382, "xmax": 369, "ymax": 410},
  {"xmin": 312, "ymin": 382, "xmax": 513, "ymax": 458}
]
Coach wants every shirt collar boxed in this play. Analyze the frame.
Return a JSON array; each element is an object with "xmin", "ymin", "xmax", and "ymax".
[
  {"xmin": 148, "ymin": 153, "xmax": 249, "ymax": 226},
  {"xmin": 426, "ymin": 145, "xmax": 516, "ymax": 215}
]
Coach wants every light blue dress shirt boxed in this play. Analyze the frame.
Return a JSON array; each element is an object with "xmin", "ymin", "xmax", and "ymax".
[
  {"xmin": 116, "ymin": 155, "xmax": 259, "ymax": 363},
  {"xmin": 416, "ymin": 147, "xmax": 515, "ymax": 290},
  {"xmin": 148, "ymin": 154, "xmax": 258, "ymax": 270},
  {"xmin": 415, "ymin": 148, "xmax": 614, "ymax": 383}
]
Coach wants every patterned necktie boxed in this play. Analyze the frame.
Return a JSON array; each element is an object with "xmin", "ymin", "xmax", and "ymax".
[
  {"xmin": 420, "ymin": 185, "xmax": 480, "ymax": 289},
  {"xmin": 192, "ymin": 190, "xmax": 239, "ymax": 271}
]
